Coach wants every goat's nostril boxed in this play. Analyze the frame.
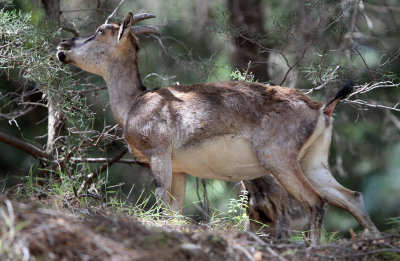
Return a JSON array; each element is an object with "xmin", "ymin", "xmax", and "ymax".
[{"xmin": 57, "ymin": 51, "xmax": 67, "ymax": 62}]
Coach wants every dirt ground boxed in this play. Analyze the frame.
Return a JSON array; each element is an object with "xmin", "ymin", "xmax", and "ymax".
[{"xmin": 0, "ymin": 194, "xmax": 399, "ymax": 261}]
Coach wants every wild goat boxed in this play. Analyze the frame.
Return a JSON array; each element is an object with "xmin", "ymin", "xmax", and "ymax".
[{"xmin": 57, "ymin": 12, "xmax": 380, "ymax": 244}]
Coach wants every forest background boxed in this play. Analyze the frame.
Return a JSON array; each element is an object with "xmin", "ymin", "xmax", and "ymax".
[{"xmin": 0, "ymin": 0, "xmax": 399, "ymax": 236}]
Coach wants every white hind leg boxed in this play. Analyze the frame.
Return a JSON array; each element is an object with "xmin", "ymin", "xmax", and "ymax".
[{"xmin": 300, "ymin": 129, "xmax": 380, "ymax": 235}]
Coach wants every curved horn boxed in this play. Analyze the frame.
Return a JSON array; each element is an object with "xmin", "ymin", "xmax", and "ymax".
[
  {"xmin": 131, "ymin": 25, "xmax": 161, "ymax": 35},
  {"xmin": 132, "ymin": 13, "xmax": 156, "ymax": 24}
]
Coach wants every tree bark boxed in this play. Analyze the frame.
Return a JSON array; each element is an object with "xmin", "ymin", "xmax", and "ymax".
[
  {"xmin": 228, "ymin": 0, "xmax": 270, "ymax": 82},
  {"xmin": 45, "ymin": 99, "xmax": 66, "ymax": 156},
  {"xmin": 41, "ymin": 0, "xmax": 61, "ymax": 25}
]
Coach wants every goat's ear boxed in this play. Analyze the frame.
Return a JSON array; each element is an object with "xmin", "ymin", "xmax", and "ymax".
[{"xmin": 118, "ymin": 12, "xmax": 134, "ymax": 42}]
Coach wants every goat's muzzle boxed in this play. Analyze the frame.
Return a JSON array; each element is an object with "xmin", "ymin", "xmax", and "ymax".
[
  {"xmin": 56, "ymin": 38, "xmax": 74, "ymax": 63},
  {"xmin": 57, "ymin": 50, "xmax": 67, "ymax": 63}
]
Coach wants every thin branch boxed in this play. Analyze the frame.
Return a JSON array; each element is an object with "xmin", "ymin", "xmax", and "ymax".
[
  {"xmin": 279, "ymin": 44, "xmax": 310, "ymax": 86},
  {"xmin": 64, "ymin": 136, "xmax": 78, "ymax": 197},
  {"xmin": 105, "ymin": 0, "xmax": 126, "ymax": 24},
  {"xmin": 77, "ymin": 86, "xmax": 107, "ymax": 94},
  {"xmin": 304, "ymin": 66, "xmax": 340, "ymax": 94},
  {"xmin": 0, "ymin": 131, "xmax": 52, "ymax": 160},
  {"xmin": 17, "ymin": 101, "xmax": 48, "ymax": 108},
  {"xmin": 60, "ymin": 8, "xmax": 110, "ymax": 13},
  {"xmin": 71, "ymin": 157, "xmax": 138, "ymax": 164},
  {"xmin": 77, "ymin": 148, "xmax": 129, "ymax": 194},
  {"xmin": 345, "ymin": 99, "xmax": 400, "ymax": 112},
  {"xmin": 278, "ymin": 8, "xmax": 323, "ymax": 86},
  {"xmin": 142, "ymin": 73, "xmax": 177, "ymax": 83},
  {"xmin": 386, "ymin": 110, "xmax": 400, "ymax": 131},
  {"xmin": 61, "ymin": 26, "xmax": 80, "ymax": 37},
  {"xmin": 202, "ymin": 178, "xmax": 210, "ymax": 219},
  {"xmin": 343, "ymin": 81, "xmax": 400, "ymax": 112},
  {"xmin": 320, "ymin": 5, "xmax": 353, "ymax": 31},
  {"xmin": 353, "ymin": 47, "xmax": 375, "ymax": 81},
  {"xmin": 195, "ymin": 178, "xmax": 208, "ymax": 221}
]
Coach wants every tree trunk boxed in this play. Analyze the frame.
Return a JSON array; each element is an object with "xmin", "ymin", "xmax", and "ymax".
[
  {"xmin": 228, "ymin": 0, "xmax": 307, "ymax": 236},
  {"xmin": 41, "ymin": 0, "xmax": 66, "ymax": 157},
  {"xmin": 41, "ymin": 0, "xmax": 60, "ymax": 25},
  {"xmin": 228, "ymin": 0, "xmax": 269, "ymax": 82}
]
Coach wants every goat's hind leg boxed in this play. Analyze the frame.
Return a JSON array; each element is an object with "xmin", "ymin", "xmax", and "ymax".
[
  {"xmin": 255, "ymin": 152, "xmax": 327, "ymax": 245},
  {"xmin": 302, "ymin": 161, "xmax": 379, "ymax": 235},
  {"xmin": 300, "ymin": 140, "xmax": 380, "ymax": 235}
]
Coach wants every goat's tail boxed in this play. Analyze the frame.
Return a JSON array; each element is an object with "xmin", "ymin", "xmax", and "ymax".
[{"xmin": 323, "ymin": 80, "xmax": 354, "ymax": 117}]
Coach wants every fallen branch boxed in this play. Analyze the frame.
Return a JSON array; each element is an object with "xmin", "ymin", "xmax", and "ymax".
[
  {"xmin": 231, "ymin": 242, "xmax": 253, "ymax": 261},
  {"xmin": 0, "ymin": 131, "xmax": 52, "ymax": 160},
  {"xmin": 67, "ymin": 193, "xmax": 104, "ymax": 201}
]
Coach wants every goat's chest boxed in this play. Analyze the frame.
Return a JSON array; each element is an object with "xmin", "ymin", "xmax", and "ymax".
[{"xmin": 172, "ymin": 135, "xmax": 267, "ymax": 181}]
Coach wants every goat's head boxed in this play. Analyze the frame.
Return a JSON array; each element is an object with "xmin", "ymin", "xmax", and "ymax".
[{"xmin": 57, "ymin": 12, "xmax": 160, "ymax": 78}]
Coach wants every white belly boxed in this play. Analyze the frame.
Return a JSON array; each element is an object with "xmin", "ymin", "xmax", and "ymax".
[{"xmin": 172, "ymin": 135, "xmax": 267, "ymax": 181}]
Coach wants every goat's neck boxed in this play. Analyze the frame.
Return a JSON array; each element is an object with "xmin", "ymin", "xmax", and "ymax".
[{"xmin": 104, "ymin": 61, "xmax": 145, "ymax": 127}]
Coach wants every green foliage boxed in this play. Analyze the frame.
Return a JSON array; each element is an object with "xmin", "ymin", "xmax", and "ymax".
[
  {"xmin": 0, "ymin": 201, "xmax": 28, "ymax": 260},
  {"xmin": 291, "ymin": 227, "xmax": 340, "ymax": 245},
  {"xmin": 379, "ymin": 251, "xmax": 400, "ymax": 261},
  {"xmin": 302, "ymin": 63, "xmax": 344, "ymax": 86},
  {"xmin": 0, "ymin": 7, "xmax": 104, "ymax": 193},
  {"xmin": 272, "ymin": 10, "xmax": 300, "ymax": 32},
  {"xmin": 0, "ymin": 8, "xmax": 93, "ymax": 127},
  {"xmin": 386, "ymin": 217, "xmax": 400, "ymax": 231},
  {"xmin": 208, "ymin": 8, "xmax": 239, "ymax": 40},
  {"xmin": 231, "ymin": 62, "xmax": 256, "ymax": 82},
  {"xmin": 0, "ymin": 0, "xmax": 12, "ymax": 9},
  {"xmin": 321, "ymin": 228, "xmax": 340, "ymax": 244},
  {"xmin": 214, "ymin": 189, "xmax": 249, "ymax": 230},
  {"xmin": 228, "ymin": 190, "xmax": 248, "ymax": 219},
  {"xmin": 1, "ymin": 9, "xmax": 59, "ymax": 86}
]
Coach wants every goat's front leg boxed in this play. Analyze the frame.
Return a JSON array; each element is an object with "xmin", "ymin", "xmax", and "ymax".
[{"xmin": 149, "ymin": 153, "xmax": 173, "ymax": 210}]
